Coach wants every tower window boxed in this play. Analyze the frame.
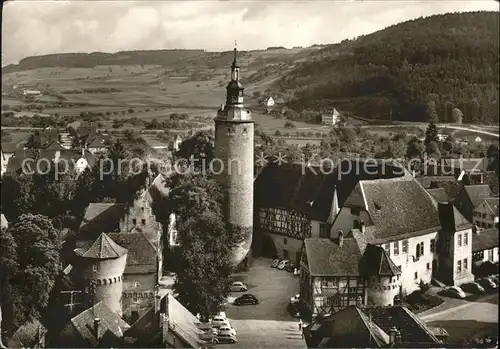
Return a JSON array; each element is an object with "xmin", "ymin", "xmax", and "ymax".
[
  {"xmin": 141, "ymin": 219, "xmax": 146, "ymax": 226},
  {"xmin": 93, "ymin": 264, "xmax": 99, "ymax": 272},
  {"xmin": 132, "ymin": 218, "xmax": 137, "ymax": 225}
]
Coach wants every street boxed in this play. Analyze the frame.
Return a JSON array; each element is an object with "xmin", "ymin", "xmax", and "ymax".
[{"xmin": 224, "ymin": 257, "xmax": 307, "ymax": 349}]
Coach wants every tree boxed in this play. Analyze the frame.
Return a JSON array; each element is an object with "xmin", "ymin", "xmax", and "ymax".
[
  {"xmin": 1, "ymin": 214, "xmax": 60, "ymax": 331},
  {"xmin": 176, "ymin": 131, "xmax": 214, "ymax": 172},
  {"xmin": 424, "ymin": 122, "xmax": 439, "ymax": 149},
  {"xmin": 284, "ymin": 121, "xmax": 296, "ymax": 129},
  {"xmin": 388, "ymin": 138, "xmax": 408, "ymax": 159},
  {"xmin": 425, "ymin": 101, "xmax": 440, "ymax": 124},
  {"xmin": 452, "ymin": 107, "xmax": 463, "ymax": 124}
]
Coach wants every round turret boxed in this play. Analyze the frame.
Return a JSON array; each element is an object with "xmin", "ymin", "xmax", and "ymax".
[{"xmin": 75, "ymin": 233, "xmax": 128, "ymax": 315}]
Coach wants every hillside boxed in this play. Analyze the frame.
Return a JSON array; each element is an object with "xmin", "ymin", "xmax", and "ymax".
[{"xmin": 275, "ymin": 11, "xmax": 499, "ymax": 124}]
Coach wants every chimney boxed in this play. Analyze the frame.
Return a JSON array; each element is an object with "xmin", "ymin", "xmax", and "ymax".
[
  {"xmin": 81, "ymin": 147, "xmax": 85, "ymax": 157},
  {"xmin": 389, "ymin": 326, "xmax": 398, "ymax": 345},
  {"xmin": 93, "ymin": 318, "xmax": 101, "ymax": 339},
  {"xmin": 338, "ymin": 230, "xmax": 344, "ymax": 247},
  {"xmin": 360, "ymin": 220, "xmax": 365, "ymax": 233}
]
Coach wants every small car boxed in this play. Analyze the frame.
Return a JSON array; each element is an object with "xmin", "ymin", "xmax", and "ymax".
[
  {"xmin": 284, "ymin": 264, "xmax": 296, "ymax": 272},
  {"xmin": 234, "ymin": 293, "xmax": 259, "ymax": 305},
  {"xmin": 478, "ymin": 277, "xmax": 498, "ymax": 290},
  {"xmin": 214, "ymin": 333, "xmax": 238, "ymax": 344},
  {"xmin": 199, "ymin": 328, "xmax": 218, "ymax": 341},
  {"xmin": 218, "ymin": 324, "xmax": 237, "ymax": 336},
  {"xmin": 277, "ymin": 260, "xmax": 291, "ymax": 270},
  {"xmin": 443, "ymin": 286, "xmax": 466, "ymax": 299},
  {"xmin": 230, "ymin": 281, "xmax": 248, "ymax": 292},
  {"xmin": 271, "ymin": 259, "xmax": 281, "ymax": 268},
  {"xmin": 211, "ymin": 316, "xmax": 230, "ymax": 328},
  {"xmin": 461, "ymin": 282, "xmax": 485, "ymax": 294},
  {"xmin": 290, "ymin": 294, "xmax": 300, "ymax": 304}
]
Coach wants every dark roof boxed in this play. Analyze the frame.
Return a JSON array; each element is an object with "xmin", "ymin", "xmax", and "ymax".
[
  {"xmin": 426, "ymin": 188, "xmax": 449, "ymax": 203},
  {"xmin": 123, "ymin": 307, "xmax": 159, "ymax": 345},
  {"xmin": 69, "ymin": 302, "xmax": 130, "ymax": 347},
  {"xmin": 416, "ymin": 176, "xmax": 457, "ymax": 189},
  {"xmin": 79, "ymin": 203, "xmax": 127, "ymax": 234},
  {"xmin": 7, "ymin": 319, "xmax": 47, "ymax": 348},
  {"xmin": 108, "ymin": 232, "xmax": 158, "ymax": 274},
  {"xmin": 361, "ymin": 306, "xmax": 440, "ymax": 344},
  {"xmin": 472, "ymin": 228, "xmax": 499, "ymax": 252},
  {"xmin": 437, "ymin": 202, "xmax": 472, "ymax": 231},
  {"xmin": 463, "ymin": 185, "xmax": 494, "ymax": 208},
  {"xmin": 480, "ymin": 197, "xmax": 499, "ymax": 215},
  {"xmin": 484, "ymin": 171, "xmax": 499, "ymax": 195},
  {"xmin": 443, "ymin": 158, "xmax": 488, "ymax": 172},
  {"xmin": 75, "ymin": 233, "xmax": 127, "ymax": 259},
  {"xmin": 361, "ymin": 244, "xmax": 401, "ymax": 277},
  {"xmin": 87, "ymin": 133, "xmax": 110, "ymax": 148},
  {"xmin": 345, "ymin": 178, "xmax": 441, "ymax": 242},
  {"xmin": 303, "ymin": 238, "xmax": 362, "ymax": 276}
]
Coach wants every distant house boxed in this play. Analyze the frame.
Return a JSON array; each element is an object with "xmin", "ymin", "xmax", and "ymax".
[
  {"xmin": 453, "ymin": 184, "xmax": 494, "ymax": 222},
  {"xmin": 321, "ymin": 109, "xmax": 341, "ymax": 126},
  {"xmin": 264, "ymin": 97, "xmax": 275, "ymax": 107},
  {"xmin": 22, "ymin": 89, "xmax": 41, "ymax": 96},
  {"xmin": 1, "ymin": 213, "xmax": 8, "ymax": 231},
  {"xmin": 57, "ymin": 302, "xmax": 130, "ymax": 348},
  {"xmin": 472, "ymin": 197, "xmax": 499, "ymax": 229},
  {"xmin": 303, "ymin": 305, "xmax": 443, "ymax": 348},
  {"xmin": 1, "ymin": 142, "xmax": 17, "ymax": 175},
  {"xmin": 442, "ymin": 157, "xmax": 489, "ymax": 183},
  {"xmin": 7, "ymin": 318, "xmax": 47, "ymax": 348},
  {"xmin": 472, "ymin": 228, "xmax": 499, "ymax": 265},
  {"xmin": 475, "ymin": 136, "xmax": 482, "ymax": 143},
  {"xmin": 171, "ymin": 135, "xmax": 182, "ymax": 152}
]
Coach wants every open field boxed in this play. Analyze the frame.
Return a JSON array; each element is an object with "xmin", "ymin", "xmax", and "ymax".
[{"xmin": 427, "ymin": 320, "xmax": 498, "ymax": 345}]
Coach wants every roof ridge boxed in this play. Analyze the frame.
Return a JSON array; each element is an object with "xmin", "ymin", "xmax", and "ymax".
[{"xmin": 354, "ymin": 307, "xmax": 384, "ymax": 347}]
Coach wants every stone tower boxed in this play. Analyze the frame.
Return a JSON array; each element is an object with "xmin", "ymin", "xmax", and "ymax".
[
  {"xmin": 75, "ymin": 233, "xmax": 128, "ymax": 315},
  {"xmin": 214, "ymin": 48, "xmax": 254, "ymax": 266}
]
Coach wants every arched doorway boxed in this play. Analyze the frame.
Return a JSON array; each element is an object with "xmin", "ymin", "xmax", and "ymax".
[{"xmin": 261, "ymin": 234, "xmax": 277, "ymax": 258}]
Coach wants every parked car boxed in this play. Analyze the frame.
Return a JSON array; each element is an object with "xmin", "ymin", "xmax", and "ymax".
[
  {"xmin": 490, "ymin": 275, "xmax": 499, "ymax": 284},
  {"xmin": 234, "ymin": 294, "xmax": 259, "ymax": 305},
  {"xmin": 199, "ymin": 328, "xmax": 218, "ymax": 341},
  {"xmin": 214, "ymin": 333, "xmax": 238, "ymax": 344},
  {"xmin": 212, "ymin": 316, "xmax": 230, "ymax": 328},
  {"xmin": 443, "ymin": 286, "xmax": 466, "ymax": 299},
  {"xmin": 218, "ymin": 325, "xmax": 237, "ymax": 336},
  {"xmin": 277, "ymin": 260, "xmax": 292, "ymax": 270},
  {"xmin": 271, "ymin": 259, "xmax": 281, "ymax": 268},
  {"xmin": 290, "ymin": 294, "xmax": 300, "ymax": 304},
  {"xmin": 230, "ymin": 281, "xmax": 248, "ymax": 292},
  {"xmin": 478, "ymin": 277, "xmax": 498, "ymax": 290},
  {"xmin": 284, "ymin": 264, "xmax": 296, "ymax": 272},
  {"xmin": 461, "ymin": 282, "xmax": 486, "ymax": 294}
]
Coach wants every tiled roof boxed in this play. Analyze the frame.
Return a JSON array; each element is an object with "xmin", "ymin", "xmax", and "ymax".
[
  {"xmin": 464, "ymin": 185, "xmax": 494, "ymax": 208},
  {"xmin": 123, "ymin": 307, "xmax": 159, "ymax": 345},
  {"xmin": 482, "ymin": 197, "xmax": 499, "ymax": 215},
  {"xmin": 303, "ymin": 238, "xmax": 362, "ymax": 276},
  {"xmin": 1, "ymin": 213, "xmax": 8, "ymax": 230},
  {"xmin": 437, "ymin": 202, "xmax": 472, "ymax": 231},
  {"xmin": 165, "ymin": 293, "xmax": 204, "ymax": 348},
  {"xmin": 79, "ymin": 203, "xmax": 126, "ymax": 234},
  {"xmin": 484, "ymin": 171, "xmax": 499, "ymax": 195},
  {"xmin": 416, "ymin": 176, "xmax": 457, "ymax": 189},
  {"xmin": 348, "ymin": 178, "xmax": 442, "ymax": 242},
  {"xmin": 361, "ymin": 306, "xmax": 440, "ymax": 344},
  {"xmin": 7, "ymin": 319, "xmax": 47, "ymax": 348},
  {"xmin": 426, "ymin": 188, "xmax": 450, "ymax": 203},
  {"xmin": 45, "ymin": 141, "xmax": 66, "ymax": 150},
  {"xmin": 69, "ymin": 302, "xmax": 130, "ymax": 347},
  {"xmin": 472, "ymin": 228, "xmax": 499, "ymax": 252},
  {"xmin": 87, "ymin": 134, "xmax": 110, "ymax": 148},
  {"xmin": 108, "ymin": 232, "xmax": 158, "ymax": 274},
  {"xmin": 360, "ymin": 244, "xmax": 401, "ymax": 277},
  {"xmin": 75, "ymin": 233, "xmax": 128, "ymax": 259}
]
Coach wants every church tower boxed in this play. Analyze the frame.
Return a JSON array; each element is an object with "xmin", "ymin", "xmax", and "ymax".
[{"xmin": 214, "ymin": 48, "xmax": 254, "ymax": 266}]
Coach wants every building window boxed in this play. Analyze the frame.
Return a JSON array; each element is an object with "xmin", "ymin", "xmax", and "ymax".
[
  {"xmin": 132, "ymin": 293, "xmax": 138, "ymax": 303},
  {"xmin": 420, "ymin": 242, "xmax": 424, "ymax": 256},
  {"xmin": 457, "ymin": 234, "xmax": 462, "ymax": 247},
  {"xmin": 319, "ymin": 224, "xmax": 329, "ymax": 238},
  {"xmin": 141, "ymin": 219, "xmax": 146, "ymax": 225},
  {"xmin": 402, "ymin": 239, "xmax": 408, "ymax": 253},
  {"xmin": 464, "ymin": 233, "xmax": 468, "ymax": 246},
  {"xmin": 322, "ymin": 278, "xmax": 328, "ymax": 287},
  {"xmin": 427, "ymin": 262, "xmax": 430, "ymax": 270},
  {"xmin": 414, "ymin": 272, "xmax": 418, "ymax": 280},
  {"xmin": 349, "ymin": 287, "xmax": 357, "ymax": 293},
  {"xmin": 430, "ymin": 239, "xmax": 436, "ymax": 253},
  {"xmin": 93, "ymin": 264, "xmax": 99, "ymax": 272},
  {"xmin": 393, "ymin": 241, "xmax": 399, "ymax": 256},
  {"xmin": 384, "ymin": 243, "xmax": 390, "ymax": 255},
  {"xmin": 132, "ymin": 218, "xmax": 137, "ymax": 225},
  {"xmin": 457, "ymin": 260, "xmax": 462, "ymax": 273},
  {"xmin": 488, "ymin": 249, "xmax": 494, "ymax": 261},
  {"xmin": 464, "ymin": 258, "xmax": 468, "ymax": 270},
  {"xmin": 284, "ymin": 238, "xmax": 288, "ymax": 245}
]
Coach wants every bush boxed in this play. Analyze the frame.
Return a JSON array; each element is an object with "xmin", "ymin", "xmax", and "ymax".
[
  {"xmin": 419, "ymin": 279, "xmax": 431, "ymax": 292},
  {"xmin": 128, "ymin": 108, "xmax": 134, "ymax": 114},
  {"xmin": 284, "ymin": 121, "xmax": 296, "ymax": 129}
]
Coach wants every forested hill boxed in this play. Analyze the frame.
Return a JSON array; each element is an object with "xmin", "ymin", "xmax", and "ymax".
[
  {"xmin": 2, "ymin": 49, "xmax": 206, "ymax": 72},
  {"xmin": 276, "ymin": 11, "xmax": 499, "ymax": 124}
]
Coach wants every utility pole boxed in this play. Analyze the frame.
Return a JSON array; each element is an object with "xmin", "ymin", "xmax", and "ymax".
[{"xmin": 61, "ymin": 290, "xmax": 83, "ymax": 315}]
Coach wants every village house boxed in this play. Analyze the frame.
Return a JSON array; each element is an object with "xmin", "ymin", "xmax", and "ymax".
[
  {"xmin": 454, "ymin": 184, "xmax": 495, "ymax": 222},
  {"xmin": 1, "ymin": 142, "xmax": 16, "ymax": 175},
  {"xmin": 264, "ymin": 96, "xmax": 275, "ymax": 107},
  {"xmin": 472, "ymin": 227, "xmax": 499, "ymax": 266},
  {"xmin": 472, "ymin": 197, "xmax": 499, "ymax": 229},
  {"xmin": 253, "ymin": 160, "xmax": 411, "ymax": 265},
  {"xmin": 303, "ymin": 305, "xmax": 444, "ymax": 348},
  {"xmin": 321, "ymin": 108, "xmax": 341, "ymax": 126},
  {"xmin": 6, "ymin": 318, "xmax": 47, "ymax": 349},
  {"xmin": 22, "ymin": 89, "xmax": 42, "ymax": 96},
  {"xmin": 1, "ymin": 213, "xmax": 8, "ymax": 231},
  {"xmin": 442, "ymin": 157, "xmax": 490, "ymax": 183}
]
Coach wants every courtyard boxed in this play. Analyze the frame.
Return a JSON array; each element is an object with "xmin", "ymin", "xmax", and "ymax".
[{"xmin": 224, "ymin": 257, "xmax": 307, "ymax": 349}]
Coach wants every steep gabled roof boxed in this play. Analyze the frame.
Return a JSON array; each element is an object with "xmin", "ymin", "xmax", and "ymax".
[
  {"xmin": 303, "ymin": 238, "xmax": 362, "ymax": 276},
  {"xmin": 472, "ymin": 228, "xmax": 499, "ymax": 252},
  {"xmin": 437, "ymin": 202, "xmax": 473, "ymax": 231},
  {"xmin": 7, "ymin": 318, "xmax": 47, "ymax": 348},
  {"xmin": 108, "ymin": 231, "xmax": 158, "ymax": 275},
  {"xmin": 426, "ymin": 188, "xmax": 449, "ymax": 203},
  {"xmin": 69, "ymin": 302, "xmax": 130, "ymax": 347},
  {"xmin": 480, "ymin": 197, "xmax": 499, "ymax": 215},
  {"xmin": 45, "ymin": 140, "xmax": 66, "ymax": 151},
  {"xmin": 361, "ymin": 244, "xmax": 401, "ymax": 277},
  {"xmin": 463, "ymin": 184, "xmax": 494, "ymax": 207},
  {"xmin": 75, "ymin": 233, "xmax": 128, "ymax": 259},
  {"xmin": 79, "ymin": 203, "xmax": 127, "ymax": 234}
]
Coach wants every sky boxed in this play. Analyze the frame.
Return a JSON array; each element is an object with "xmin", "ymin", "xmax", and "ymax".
[{"xmin": 2, "ymin": 0, "xmax": 499, "ymax": 66}]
